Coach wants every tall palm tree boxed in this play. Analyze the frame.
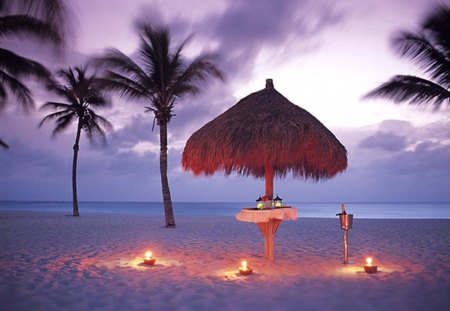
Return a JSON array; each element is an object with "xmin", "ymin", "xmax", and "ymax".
[
  {"xmin": 40, "ymin": 66, "xmax": 112, "ymax": 216},
  {"xmin": 95, "ymin": 22, "xmax": 224, "ymax": 227},
  {"xmin": 364, "ymin": 4, "xmax": 450, "ymax": 110}
]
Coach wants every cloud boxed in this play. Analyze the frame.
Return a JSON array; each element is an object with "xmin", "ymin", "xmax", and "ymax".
[
  {"xmin": 350, "ymin": 119, "xmax": 449, "ymax": 201},
  {"xmin": 359, "ymin": 131, "xmax": 407, "ymax": 152},
  {"xmin": 375, "ymin": 140, "xmax": 449, "ymax": 177},
  {"xmin": 199, "ymin": 0, "xmax": 344, "ymax": 78}
]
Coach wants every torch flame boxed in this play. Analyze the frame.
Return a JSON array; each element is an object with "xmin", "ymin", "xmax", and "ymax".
[
  {"xmin": 241, "ymin": 260, "xmax": 248, "ymax": 270},
  {"xmin": 366, "ymin": 257, "xmax": 373, "ymax": 265},
  {"xmin": 145, "ymin": 251, "xmax": 153, "ymax": 260}
]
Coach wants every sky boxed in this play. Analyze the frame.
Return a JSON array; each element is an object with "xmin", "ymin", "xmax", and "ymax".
[{"xmin": 0, "ymin": 0, "xmax": 449, "ymax": 203}]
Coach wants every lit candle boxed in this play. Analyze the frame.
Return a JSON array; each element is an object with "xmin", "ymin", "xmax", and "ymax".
[
  {"xmin": 364, "ymin": 257, "xmax": 378, "ymax": 274},
  {"xmin": 239, "ymin": 260, "xmax": 253, "ymax": 275},
  {"xmin": 143, "ymin": 250, "xmax": 156, "ymax": 265}
]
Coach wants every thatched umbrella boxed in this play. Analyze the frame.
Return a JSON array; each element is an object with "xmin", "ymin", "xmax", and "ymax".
[{"xmin": 182, "ymin": 79, "xmax": 347, "ymax": 199}]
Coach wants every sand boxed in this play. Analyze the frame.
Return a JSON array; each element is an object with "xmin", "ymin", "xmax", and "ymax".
[{"xmin": 0, "ymin": 210, "xmax": 449, "ymax": 311}]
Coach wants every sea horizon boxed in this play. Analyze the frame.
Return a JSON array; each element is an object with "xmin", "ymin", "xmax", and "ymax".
[{"xmin": 1, "ymin": 200, "xmax": 448, "ymax": 219}]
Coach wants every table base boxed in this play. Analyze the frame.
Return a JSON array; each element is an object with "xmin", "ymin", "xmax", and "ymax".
[{"xmin": 257, "ymin": 218, "xmax": 282, "ymax": 261}]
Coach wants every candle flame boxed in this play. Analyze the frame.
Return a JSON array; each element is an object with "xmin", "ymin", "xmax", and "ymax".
[
  {"xmin": 145, "ymin": 251, "xmax": 153, "ymax": 260},
  {"xmin": 241, "ymin": 260, "xmax": 248, "ymax": 270},
  {"xmin": 366, "ymin": 257, "xmax": 373, "ymax": 265}
]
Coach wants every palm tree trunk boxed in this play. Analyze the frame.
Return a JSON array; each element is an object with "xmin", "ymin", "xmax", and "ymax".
[
  {"xmin": 159, "ymin": 122, "xmax": 176, "ymax": 227},
  {"xmin": 72, "ymin": 122, "xmax": 82, "ymax": 216}
]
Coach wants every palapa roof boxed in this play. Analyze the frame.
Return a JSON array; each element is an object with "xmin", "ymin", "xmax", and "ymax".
[{"xmin": 182, "ymin": 79, "xmax": 347, "ymax": 181}]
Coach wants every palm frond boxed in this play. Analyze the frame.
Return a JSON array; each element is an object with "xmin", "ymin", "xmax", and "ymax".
[
  {"xmin": 0, "ymin": 82, "xmax": 6, "ymax": 109},
  {"xmin": 39, "ymin": 108, "xmax": 73, "ymax": 127},
  {"xmin": 169, "ymin": 54, "xmax": 224, "ymax": 99},
  {"xmin": 0, "ymin": 14, "xmax": 61, "ymax": 44},
  {"xmin": 50, "ymin": 112, "xmax": 76, "ymax": 137},
  {"xmin": 138, "ymin": 24, "xmax": 172, "ymax": 90},
  {"xmin": 99, "ymin": 71, "xmax": 152, "ymax": 100},
  {"xmin": 393, "ymin": 31, "xmax": 450, "ymax": 88},
  {"xmin": 366, "ymin": 5, "xmax": 450, "ymax": 111},
  {"xmin": 364, "ymin": 75, "xmax": 450, "ymax": 110},
  {"xmin": 85, "ymin": 93, "xmax": 109, "ymax": 108},
  {"xmin": 89, "ymin": 111, "xmax": 113, "ymax": 131},
  {"xmin": 422, "ymin": 4, "xmax": 450, "ymax": 58},
  {"xmin": 0, "ymin": 48, "xmax": 52, "ymax": 82},
  {"xmin": 2, "ymin": 0, "xmax": 72, "ymax": 47},
  {"xmin": 40, "ymin": 101, "xmax": 72, "ymax": 111},
  {"xmin": 46, "ymin": 84, "xmax": 79, "ymax": 106},
  {"xmin": 94, "ymin": 49, "xmax": 150, "ymax": 86},
  {"xmin": 83, "ymin": 110, "xmax": 112, "ymax": 143},
  {"xmin": 0, "ymin": 138, "xmax": 9, "ymax": 149},
  {"xmin": 0, "ymin": 69, "xmax": 34, "ymax": 109}
]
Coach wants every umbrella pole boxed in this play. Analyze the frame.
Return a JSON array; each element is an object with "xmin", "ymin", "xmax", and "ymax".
[{"xmin": 265, "ymin": 162, "xmax": 273, "ymax": 199}]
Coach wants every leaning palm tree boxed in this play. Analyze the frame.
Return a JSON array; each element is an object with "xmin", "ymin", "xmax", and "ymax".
[
  {"xmin": 40, "ymin": 66, "xmax": 112, "ymax": 216},
  {"xmin": 95, "ymin": 22, "xmax": 224, "ymax": 227},
  {"xmin": 364, "ymin": 4, "xmax": 450, "ymax": 110},
  {"xmin": 0, "ymin": 0, "xmax": 71, "ymax": 148}
]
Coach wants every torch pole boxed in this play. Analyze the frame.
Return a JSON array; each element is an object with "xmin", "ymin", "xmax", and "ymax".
[{"xmin": 343, "ymin": 229, "xmax": 349, "ymax": 264}]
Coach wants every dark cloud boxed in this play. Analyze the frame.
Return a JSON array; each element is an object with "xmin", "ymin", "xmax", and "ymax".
[
  {"xmin": 359, "ymin": 131, "xmax": 407, "ymax": 152},
  {"xmin": 169, "ymin": 84, "xmax": 236, "ymax": 140},
  {"xmin": 377, "ymin": 141, "xmax": 449, "ymax": 177},
  {"xmin": 200, "ymin": 0, "xmax": 344, "ymax": 77}
]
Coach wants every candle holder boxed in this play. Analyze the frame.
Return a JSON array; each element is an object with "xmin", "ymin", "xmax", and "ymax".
[
  {"xmin": 274, "ymin": 195, "xmax": 282, "ymax": 207},
  {"xmin": 143, "ymin": 251, "xmax": 156, "ymax": 265},
  {"xmin": 363, "ymin": 257, "xmax": 378, "ymax": 274},
  {"xmin": 238, "ymin": 260, "xmax": 253, "ymax": 275},
  {"xmin": 256, "ymin": 196, "xmax": 263, "ymax": 209}
]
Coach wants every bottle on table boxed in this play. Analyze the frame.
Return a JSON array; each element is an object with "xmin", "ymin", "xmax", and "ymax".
[{"xmin": 341, "ymin": 203, "xmax": 347, "ymax": 215}]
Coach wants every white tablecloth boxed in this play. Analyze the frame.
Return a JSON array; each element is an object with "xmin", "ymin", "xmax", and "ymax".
[{"xmin": 235, "ymin": 207, "xmax": 298, "ymax": 223}]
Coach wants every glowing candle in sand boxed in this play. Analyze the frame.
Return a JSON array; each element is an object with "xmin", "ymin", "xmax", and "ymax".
[
  {"xmin": 239, "ymin": 260, "xmax": 253, "ymax": 275},
  {"xmin": 364, "ymin": 257, "xmax": 377, "ymax": 274},
  {"xmin": 143, "ymin": 250, "xmax": 156, "ymax": 265}
]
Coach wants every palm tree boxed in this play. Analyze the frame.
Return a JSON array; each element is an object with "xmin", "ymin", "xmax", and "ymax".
[
  {"xmin": 364, "ymin": 4, "xmax": 450, "ymax": 110},
  {"xmin": 40, "ymin": 66, "xmax": 112, "ymax": 216},
  {"xmin": 0, "ymin": 0, "xmax": 70, "ymax": 149},
  {"xmin": 95, "ymin": 22, "xmax": 224, "ymax": 227}
]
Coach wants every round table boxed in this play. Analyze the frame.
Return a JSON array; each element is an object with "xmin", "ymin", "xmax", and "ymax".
[{"xmin": 235, "ymin": 207, "xmax": 298, "ymax": 261}]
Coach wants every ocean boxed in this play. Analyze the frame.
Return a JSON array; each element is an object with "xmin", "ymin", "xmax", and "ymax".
[{"xmin": 0, "ymin": 201, "xmax": 448, "ymax": 219}]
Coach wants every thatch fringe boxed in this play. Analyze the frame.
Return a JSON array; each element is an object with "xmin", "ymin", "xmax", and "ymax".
[{"xmin": 182, "ymin": 80, "xmax": 347, "ymax": 181}]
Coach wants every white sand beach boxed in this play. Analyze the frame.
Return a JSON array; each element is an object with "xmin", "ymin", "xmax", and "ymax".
[{"xmin": 1, "ymin": 210, "xmax": 449, "ymax": 311}]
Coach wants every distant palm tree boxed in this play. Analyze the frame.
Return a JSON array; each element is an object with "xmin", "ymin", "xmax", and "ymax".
[
  {"xmin": 40, "ymin": 66, "xmax": 112, "ymax": 216},
  {"xmin": 365, "ymin": 4, "xmax": 450, "ymax": 110},
  {"xmin": 0, "ymin": 0, "xmax": 71, "ymax": 149},
  {"xmin": 95, "ymin": 22, "xmax": 224, "ymax": 227}
]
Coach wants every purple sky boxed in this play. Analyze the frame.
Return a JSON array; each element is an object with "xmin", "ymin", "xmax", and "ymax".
[{"xmin": 0, "ymin": 0, "xmax": 448, "ymax": 203}]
